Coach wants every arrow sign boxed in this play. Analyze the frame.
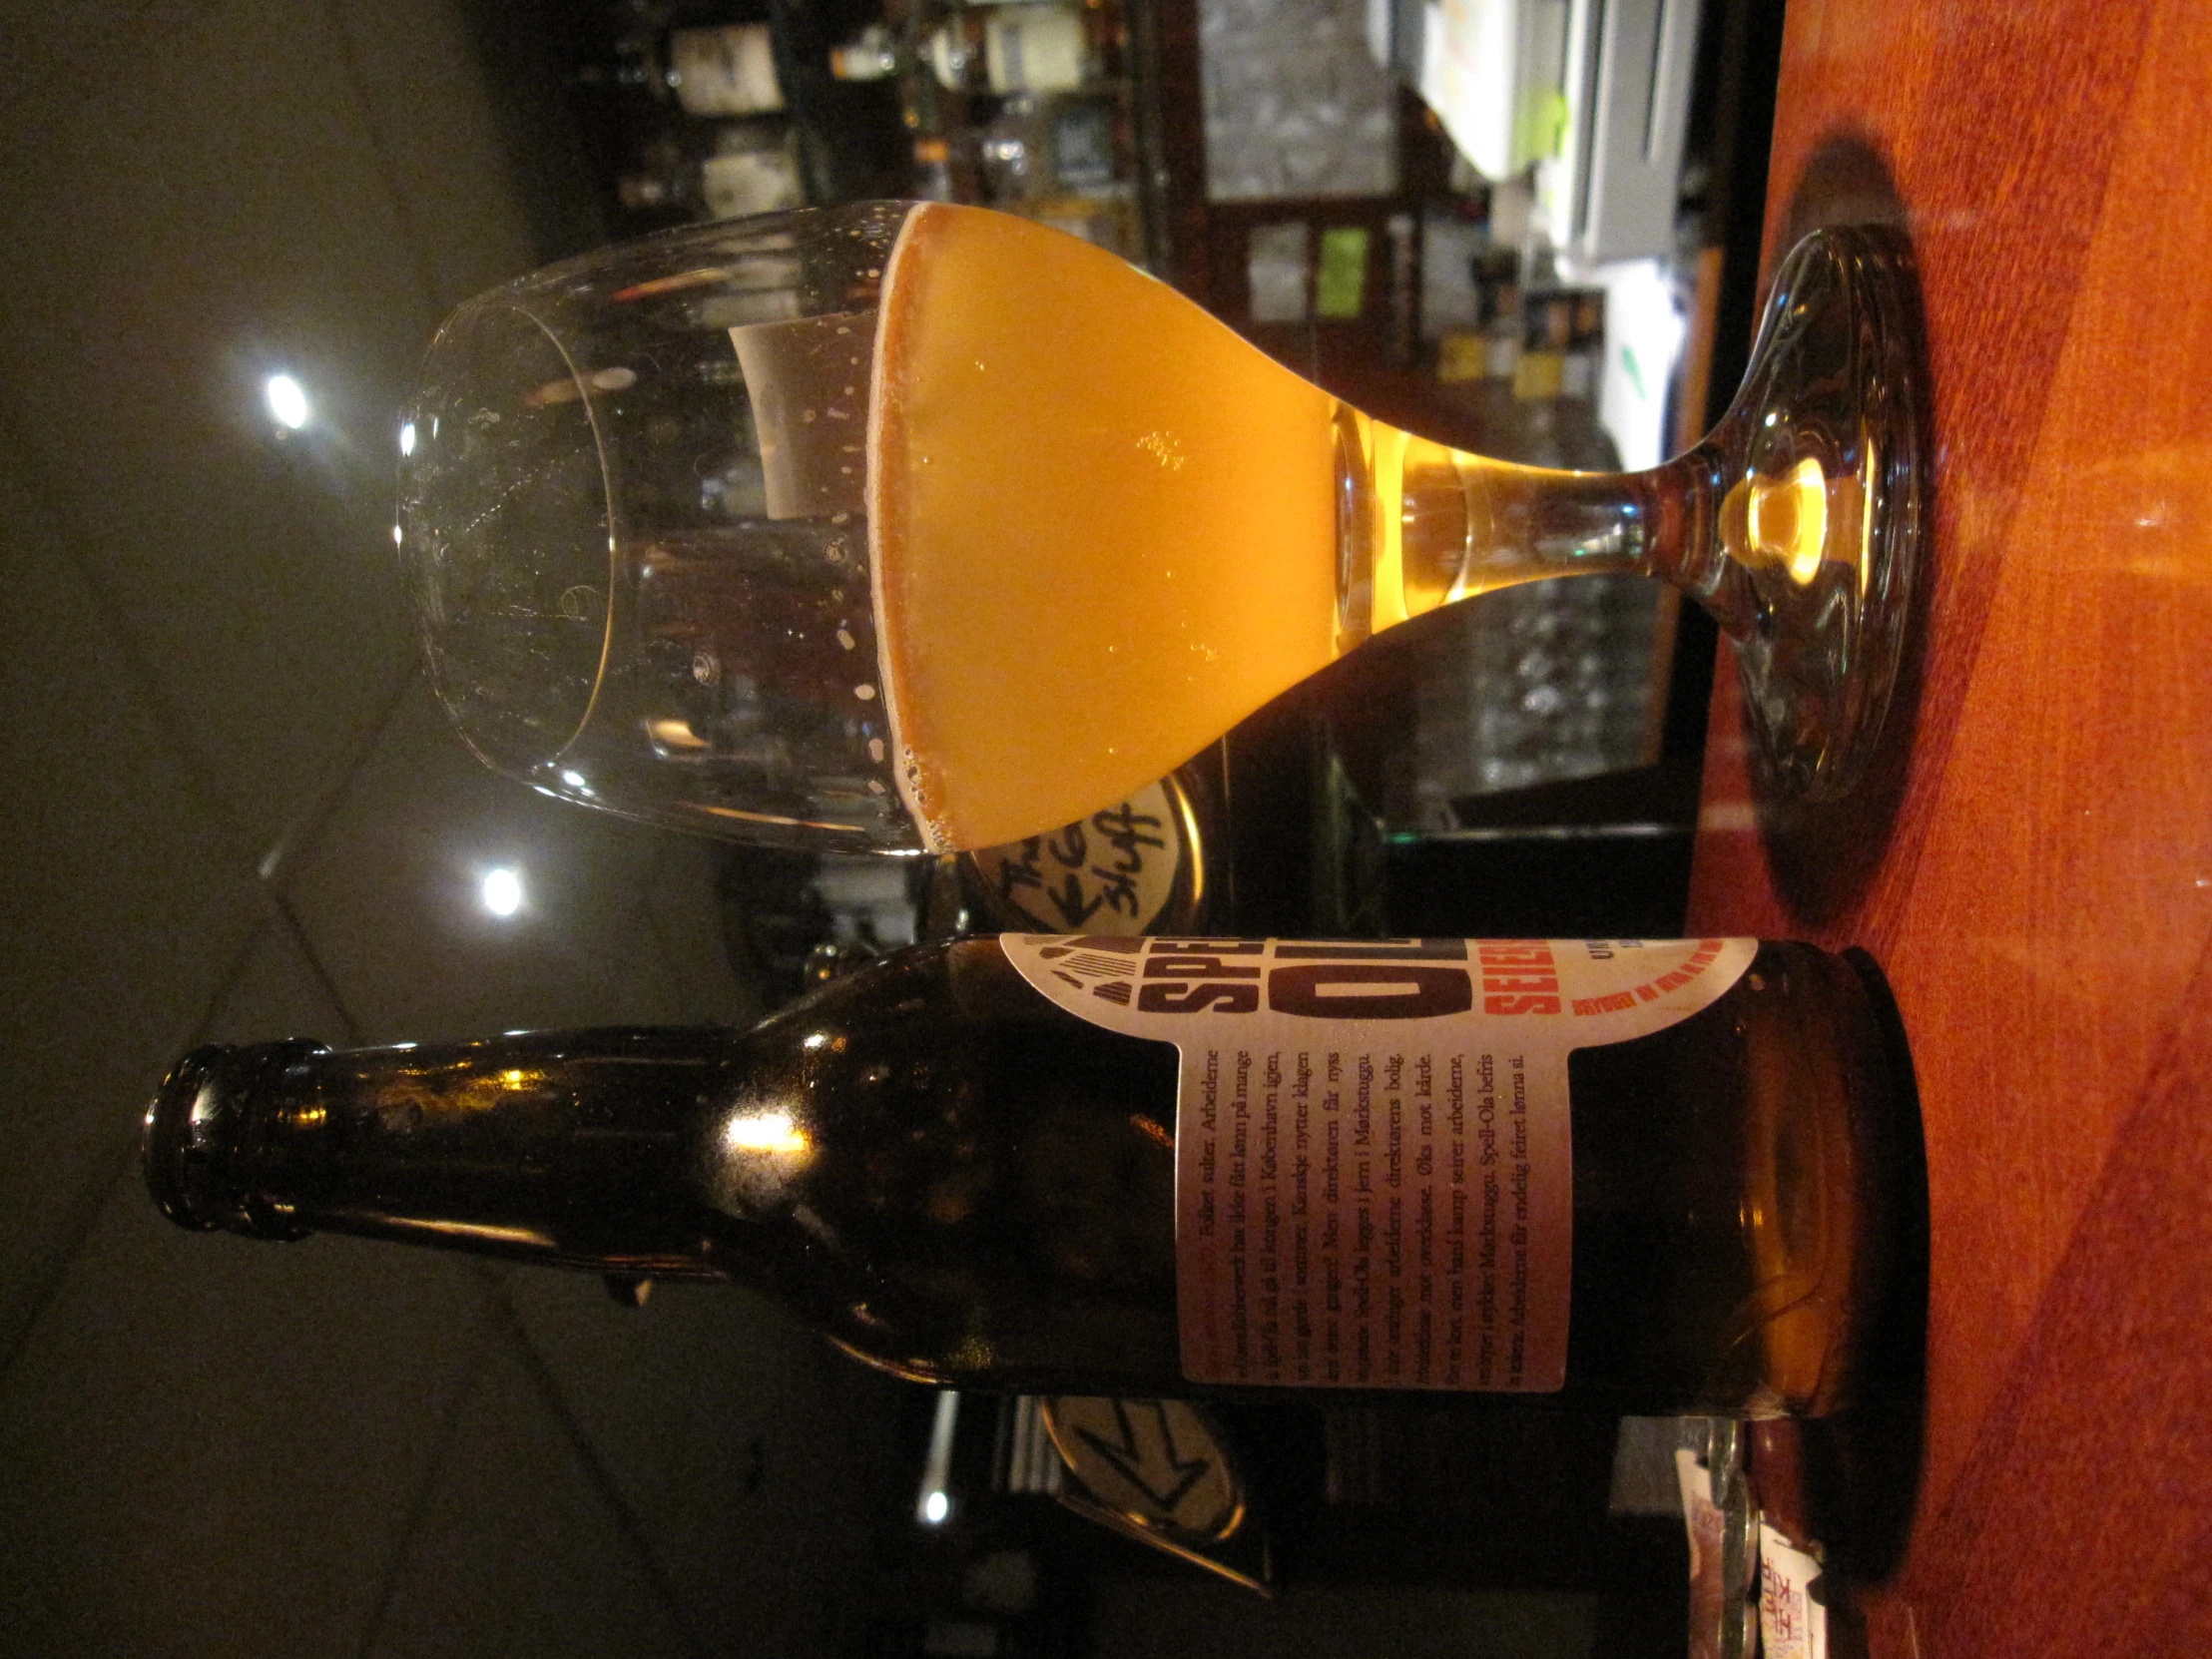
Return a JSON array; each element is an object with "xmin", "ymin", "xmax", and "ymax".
[{"xmin": 1052, "ymin": 1396, "xmax": 1241, "ymax": 1540}]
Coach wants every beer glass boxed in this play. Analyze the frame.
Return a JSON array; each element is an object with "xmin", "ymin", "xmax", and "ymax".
[{"xmin": 397, "ymin": 202, "xmax": 1922, "ymax": 854}]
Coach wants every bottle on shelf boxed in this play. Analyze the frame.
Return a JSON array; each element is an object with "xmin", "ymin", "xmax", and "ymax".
[
  {"xmin": 667, "ymin": 21, "xmax": 786, "ymax": 118},
  {"xmin": 832, "ymin": 4, "xmax": 1097, "ymax": 98},
  {"xmin": 829, "ymin": 22, "xmax": 901, "ymax": 84},
  {"xmin": 144, "ymin": 934, "xmax": 1917, "ymax": 1418},
  {"xmin": 579, "ymin": 8, "xmax": 807, "ymax": 233},
  {"xmin": 825, "ymin": 4, "xmax": 1140, "ymax": 246}
]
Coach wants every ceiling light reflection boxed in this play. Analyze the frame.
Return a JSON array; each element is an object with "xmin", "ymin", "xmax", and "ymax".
[
  {"xmin": 915, "ymin": 1390, "xmax": 960, "ymax": 1525},
  {"xmin": 399, "ymin": 420, "xmax": 416, "ymax": 456},
  {"xmin": 266, "ymin": 374, "xmax": 309, "ymax": 430},
  {"xmin": 480, "ymin": 867, "xmax": 524, "ymax": 917}
]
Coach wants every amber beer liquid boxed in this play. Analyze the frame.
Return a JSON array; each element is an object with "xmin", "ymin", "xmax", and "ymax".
[
  {"xmin": 867, "ymin": 206, "xmax": 1677, "ymax": 852},
  {"xmin": 146, "ymin": 935, "xmax": 1915, "ymax": 1418}
]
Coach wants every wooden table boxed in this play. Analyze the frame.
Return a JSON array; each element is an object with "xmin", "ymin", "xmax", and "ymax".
[{"xmin": 1687, "ymin": 2, "xmax": 2212, "ymax": 1653}]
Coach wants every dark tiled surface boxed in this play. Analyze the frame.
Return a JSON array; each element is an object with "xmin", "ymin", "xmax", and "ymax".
[
  {"xmin": 506, "ymin": 1274, "xmax": 906, "ymax": 1655},
  {"xmin": 0, "ymin": 5, "xmax": 900, "ymax": 1655},
  {"xmin": 0, "ymin": 441, "xmax": 263, "ymax": 1358},
  {"xmin": 277, "ymin": 679, "xmax": 756, "ymax": 1045},
  {"xmin": 0, "ymin": 1180, "xmax": 498, "ymax": 1658},
  {"xmin": 360, "ymin": 1321, "xmax": 693, "ymax": 1659},
  {"xmin": 0, "ymin": 912, "xmax": 491, "ymax": 1656},
  {"xmin": 0, "ymin": 8, "xmax": 423, "ymax": 853}
]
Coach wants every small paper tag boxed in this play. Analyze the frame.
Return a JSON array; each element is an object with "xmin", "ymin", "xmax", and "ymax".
[
  {"xmin": 1757, "ymin": 1518, "xmax": 1828, "ymax": 1659},
  {"xmin": 968, "ymin": 782, "xmax": 1184, "ymax": 933},
  {"xmin": 1675, "ymin": 1449, "xmax": 1727, "ymax": 1659}
]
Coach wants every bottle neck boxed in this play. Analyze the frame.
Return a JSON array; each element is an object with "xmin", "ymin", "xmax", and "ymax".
[{"xmin": 144, "ymin": 1031, "xmax": 743, "ymax": 1280}]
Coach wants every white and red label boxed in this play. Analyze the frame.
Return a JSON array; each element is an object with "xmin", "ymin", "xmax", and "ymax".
[{"xmin": 1003, "ymin": 936, "xmax": 1756, "ymax": 1392}]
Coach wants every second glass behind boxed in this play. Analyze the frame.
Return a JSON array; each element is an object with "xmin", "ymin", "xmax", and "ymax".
[{"xmin": 398, "ymin": 202, "xmax": 1922, "ymax": 854}]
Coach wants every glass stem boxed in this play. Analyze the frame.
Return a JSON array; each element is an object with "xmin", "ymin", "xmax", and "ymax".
[{"xmin": 1346, "ymin": 421, "xmax": 1757, "ymax": 649}]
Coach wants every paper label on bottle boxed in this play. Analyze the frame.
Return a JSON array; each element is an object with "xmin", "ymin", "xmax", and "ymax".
[
  {"xmin": 1002, "ymin": 936, "xmax": 1756, "ymax": 1391},
  {"xmin": 1757, "ymin": 1519, "xmax": 1829, "ymax": 1659}
]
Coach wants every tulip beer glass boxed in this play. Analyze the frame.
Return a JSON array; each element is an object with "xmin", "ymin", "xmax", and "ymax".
[{"xmin": 399, "ymin": 202, "xmax": 1921, "ymax": 853}]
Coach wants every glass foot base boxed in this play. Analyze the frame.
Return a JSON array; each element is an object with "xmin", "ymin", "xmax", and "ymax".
[{"xmin": 1720, "ymin": 228, "xmax": 1926, "ymax": 801}]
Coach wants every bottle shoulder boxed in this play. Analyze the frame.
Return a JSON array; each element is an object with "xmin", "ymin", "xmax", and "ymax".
[
  {"xmin": 702, "ymin": 937, "xmax": 1179, "ymax": 1212},
  {"xmin": 738, "ymin": 936, "xmax": 1111, "ymax": 1049}
]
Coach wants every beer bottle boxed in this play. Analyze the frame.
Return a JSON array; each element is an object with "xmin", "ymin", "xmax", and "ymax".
[{"xmin": 144, "ymin": 935, "xmax": 1914, "ymax": 1418}]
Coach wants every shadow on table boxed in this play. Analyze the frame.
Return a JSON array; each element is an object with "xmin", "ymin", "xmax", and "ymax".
[{"xmin": 1815, "ymin": 948, "xmax": 1930, "ymax": 1586}]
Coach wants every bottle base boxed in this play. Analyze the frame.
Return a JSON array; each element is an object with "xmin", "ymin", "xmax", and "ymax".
[{"xmin": 1780, "ymin": 946, "xmax": 1925, "ymax": 1418}]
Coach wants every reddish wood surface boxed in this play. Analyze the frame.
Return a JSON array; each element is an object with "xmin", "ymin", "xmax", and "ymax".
[{"xmin": 1688, "ymin": 1, "xmax": 2212, "ymax": 1652}]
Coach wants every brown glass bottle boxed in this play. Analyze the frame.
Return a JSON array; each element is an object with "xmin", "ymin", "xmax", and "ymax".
[{"xmin": 145, "ymin": 937, "xmax": 1912, "ymax": 1416}]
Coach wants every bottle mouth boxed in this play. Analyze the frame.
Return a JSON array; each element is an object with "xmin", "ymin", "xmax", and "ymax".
[
  {"xmin": 143, "ymin": 1041, "xmax": 326, "ymax": 1238},
  {"xmin": 144, "ymin": 1045, "xmax": 238, "ymax": 1231}
]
